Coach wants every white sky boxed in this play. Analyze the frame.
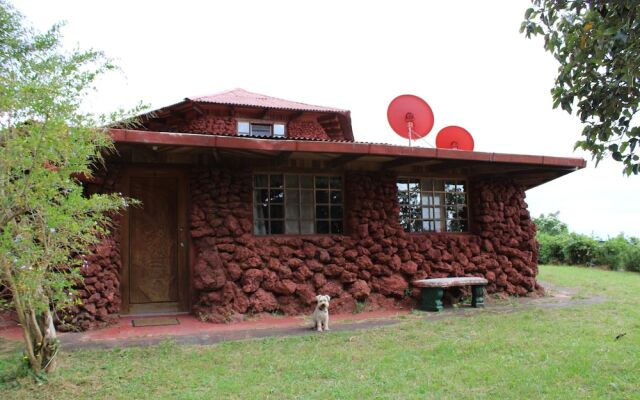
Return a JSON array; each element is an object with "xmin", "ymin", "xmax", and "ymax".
[{"xmin": 12, "ymin": 0, "xmax": 640, "ymax": 237}]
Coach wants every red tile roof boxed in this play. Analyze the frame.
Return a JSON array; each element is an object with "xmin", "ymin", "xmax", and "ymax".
[{"xmin": 188, "ymin": 88, "xmax": 348, "ymax": 113}]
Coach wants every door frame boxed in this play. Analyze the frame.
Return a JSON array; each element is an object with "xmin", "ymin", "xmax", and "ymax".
[{"xmin": 119, "ymin": 167, "xmax": 190, "ymax": 315}]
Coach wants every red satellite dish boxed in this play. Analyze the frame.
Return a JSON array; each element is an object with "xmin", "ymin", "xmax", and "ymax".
[
  {"xmin": 435, "ymin": 126, "xmax": 475, "ymax": 151},
  {"xmin": 387, "ymin": 95, "xmax": 434, "ymax": 143}
]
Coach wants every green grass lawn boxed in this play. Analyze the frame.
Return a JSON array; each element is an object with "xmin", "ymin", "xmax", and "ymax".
[{"xmin": 1, "ymin": 265, "xmax": 639, "ymax": 399}]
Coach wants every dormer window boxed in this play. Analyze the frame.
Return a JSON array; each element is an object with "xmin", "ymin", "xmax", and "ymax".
[{"xmin": 238, "ymin": 121, "xmax": 286, "ymax": 138}]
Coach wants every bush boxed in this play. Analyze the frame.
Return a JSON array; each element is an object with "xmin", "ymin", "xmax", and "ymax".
[
  {"xmin": 537, "ymin": 233, "xmax": 567, "ymax": 264},
  {"xmin": 595, "ymin": 234, "xmax": 629, "ymax": 270},
  {"xmin": 562, "ymin": 233, "xmax": 600, "ymax": 266},
  {"xmin": 534, "ymin": 213, "xmax": 639, "ymax": 271}
]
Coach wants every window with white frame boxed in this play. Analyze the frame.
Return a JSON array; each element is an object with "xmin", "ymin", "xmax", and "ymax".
[
  {"xmin": 397, "ymin": 177, "xmax": 469, "ymax": 233},
  {"xmin": 253, "ymin": 174, "xmax": 343, "ymax": 235},
  {"xmin": 238, "ymin": 121, "xmax": 286, "ymax": 137}
]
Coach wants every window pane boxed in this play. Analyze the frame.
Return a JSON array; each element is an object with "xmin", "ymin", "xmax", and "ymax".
[
  {"xmin": 315, "ymin": 176, "xmax": 329, "ymax": 189},
  {"xmin": 254, "ymin": 204, "xmax": 268, "ymax": 219},
  {"xmin": 271, "ymin": 220, "xmax": 284, "ymax": 234},
  {"xmin": 316, "ymin": 220, "xmax": 330, "ymax": 234},
  {"xmin": 300, "ymin": 220, "xmax": 314, "ymax": 234},
  {"xmin": 274, "ymin": 124, "xmax": 286, "ymax": 137},
  {"xmin": 422, "ymin": 207, "xmax": 433, "ymax": 219},
  {"xmin": 447, "ymin": 219, "xmax": 461, "ymax": 232},
  {"xmin": 285, "ymin": 220, "xmax": 299, "ymax": 234},
  {"xmin": 285, "ymin": 190, "xmax": 299, "ymax": 204},
  {"xmin": 270, "ymin": 189, "xmax": 284, "ymax": 203},
  {"xmin": 316, "ymin": 190, "xmax": 329, "ymax": 204},
  {"xmin": 398, "ymin": 191, "xmax": 409, "ymax": 206},
  {"xmin": 433, "ymin": 193, "xmax": 443, "ymax": 206},
  {"xmin": 270, "ymin": 174, "xmax": 283, "ymax": 188},
  {"xmin": 254, "ymin": 220, "xmax": 268, "ymax": 235},
  {"xmin": 286, "ymin": 204, "xmax": 299, "ymax": 219},
  {"xmin": 300, "ymin": 190, "xmax": 314, "ymax": 204},
  {"xmin": 238, "ymin": 122, "xmax": 250, "ymax": 134},
  {"xmin": 301, "ymin": 206, "xmax": 314, "ymax": 219},
  {"xmin": 459, "ymin": 206, "xmax": 468, "ymax": 219},
  {"xmin": 434, "ymin": 207, "xmax": 443, "ymax": 219},
  {"xmin": 423, "ymin": 220, "xmax": 435, "ymax": 232},
  {"xmin": 254, "ymin": 174, "xmax": 268, "ymax": 187},
  {"xmin": 330, "ymin": 190, "xmax": 342, "ymax": 203},
  {"xmin": 251, "ymin": 123, "xmax": 272, "ymax": 136},
  {"xmin": 285, "ymin": 174, "xmax": 298, "ymax": 187},
  {"xmin": 300, "ymin": 175, "xmax": 313, "ymax": 188},
  {"xmin": 408, "ymin": 189, "xmax": 420, "ymax": 206},
  {"xmin": 434, "ymin": 221, "xmax": 442, "ymax": 232},
  {"xmin": 411, "ymin": 220, "xmax": 422, "ymax": 232},
  {"xmin": 330, "ymin": 176, "xmax": 342, "ymax": 189},
  {"xmin": 316, "ymin": 206, "xmax": 329, "ymax": 219},
  {"xmin": 330, "ymin": 206, "xmax": 343, "ymax": 219},
  {"xmin": 270, "ymin": 205, "xmax": 284, "ymax": 219},
  {"xmin": 255, "ymin": 189, "xmax": 269, "ymax": 204},
  {"xmin": 331, "ymin": 221, "xmax": 343, "ymax": 234},
  {"xmin": 397, "ymin": 182, "xmax": 407, "ymax": 192},
  {"xmin": 446, "ymin": 205, "xmax": 457, "ymax": 220},
  {"xmin": 444, "ymin": 181, "xmax": 457, "ymax": 192}
]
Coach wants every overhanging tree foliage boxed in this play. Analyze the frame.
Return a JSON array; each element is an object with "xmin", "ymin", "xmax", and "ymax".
[
  {"xmin": 522, "ymin": 1, "xmax": 640, "ymax": 175},
  {"xmin": 0, "ymin": 1, "xmax": 135, "ymax": 374}
]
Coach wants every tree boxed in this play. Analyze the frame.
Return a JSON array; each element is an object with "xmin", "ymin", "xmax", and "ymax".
[
  {"xmin": 533, "ymin": 211, "xmax": 569, "ymax": 236},
  {"xmin": 0, "ymin": 1, "xmax": 133, "ymax": 374},
  {"xmin": 522, "ymin": 1, "xmax": 640, "ymax": 175}
]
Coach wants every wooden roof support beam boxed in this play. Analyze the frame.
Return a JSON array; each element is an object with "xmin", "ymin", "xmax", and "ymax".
[
  {"xmin": 288, "ymin": 111, "xmax": 304, "ymax": 122},
  {"xmin": 328, "ymin": 154, "xmax": 362, "ymax": 168},
  {"xmin": 317, "ymin": 114, "xmax": 339, "ymax": 123},
  {"xmin": 382, "ymin": 157, "xmax": 426, "ymax": 170},
  {"xmin": 425, "ymin": 160, "xmax": 475, "ymax": 173},
  {"xmin": 275, "ymin": 151, "xmax": 293, "ymax": 166},
  {"xmin": 190, "ymin": 102, "xmax": 205, "ymax": 115},
  {"xmin": 260, "ymin": 108, "xmax": 270, "ymax": 119}
]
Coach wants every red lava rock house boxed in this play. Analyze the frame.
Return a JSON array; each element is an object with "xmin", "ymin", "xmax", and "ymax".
[{"xmin": 68, "ymin": 88, "xmax": 585, "ymax": 329}]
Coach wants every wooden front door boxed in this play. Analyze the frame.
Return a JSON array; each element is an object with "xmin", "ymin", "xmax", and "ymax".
[{"xmin": 122, "ymin": 170, "xmax": 188, "ymax": 314}]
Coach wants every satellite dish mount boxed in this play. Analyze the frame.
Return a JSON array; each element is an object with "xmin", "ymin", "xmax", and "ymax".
[{"xmin": 387, "ymin": 95, "xmax": 434, "ymax": 147}]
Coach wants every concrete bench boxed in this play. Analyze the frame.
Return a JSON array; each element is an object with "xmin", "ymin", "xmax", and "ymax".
[{"xmin": 413, "ymin": 277, "xmax": 488, "ymax": 312}]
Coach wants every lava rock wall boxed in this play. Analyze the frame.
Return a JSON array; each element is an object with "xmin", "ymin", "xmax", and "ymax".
[
  {"xmin": 189, "ymin": 168, "xmax": 539, "ymax": 323},
  {"xmin": 59, "ymin": 169, "xmax": 124, "ymax": 331},
  {"xmin": 149, "ymin": 115, "xmax": 331, "ymax": 140},
  {"xmin": 287, "ymin": 120, "xmax": 328, "ymax": 140}
]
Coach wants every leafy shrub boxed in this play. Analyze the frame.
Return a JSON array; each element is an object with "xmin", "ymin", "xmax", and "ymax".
[
  {"xmin": 534, "ymin": 213, "xmax": 639, "ymax": 272},
  {"xmin": 562, "ymin": 233, "xmax": 600, "ymax": 265},
  {"xmin": 537, "ymin": 233, "xmax": 567, "ymax": 264},
  {"xmin": 595, "ymin": 234, "xmax": 629, "ymax": 270}
]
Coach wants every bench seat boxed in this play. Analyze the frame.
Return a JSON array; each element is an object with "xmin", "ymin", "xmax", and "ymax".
[{"xmin": 412, "ymin": 277, "xmax": 488, "ymax": 312}]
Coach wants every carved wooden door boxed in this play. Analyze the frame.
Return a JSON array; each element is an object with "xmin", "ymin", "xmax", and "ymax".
[{"xmin": 128, "ymin": 175, "xmax": 181, "ymax": 311}]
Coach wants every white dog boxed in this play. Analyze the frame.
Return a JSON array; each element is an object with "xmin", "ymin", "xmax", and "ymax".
[{"xmin": 312, "ymin": 294, "xmax": 331, "ymax": 332}]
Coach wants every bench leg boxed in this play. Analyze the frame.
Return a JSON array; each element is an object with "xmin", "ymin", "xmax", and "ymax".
[
  {"xmin": 471, "ymin": 285, "xmax": 485, "ymax": 308},
  {"xmin": 420, "ymin": 288, "xmax": 444, "ymax": 312}
]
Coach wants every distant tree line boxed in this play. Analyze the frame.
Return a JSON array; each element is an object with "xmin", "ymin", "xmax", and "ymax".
[{"xmin": 534, "ymin": 212, "xmax": 640, "ymax": 272}]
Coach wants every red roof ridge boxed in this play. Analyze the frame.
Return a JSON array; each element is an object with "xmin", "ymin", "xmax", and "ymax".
[{"xmin": 186, "ymin": 88, "xmax": 349, "ymax": 113}]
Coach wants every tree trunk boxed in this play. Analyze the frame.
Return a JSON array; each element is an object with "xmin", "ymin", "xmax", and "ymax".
[{"xmin": 14, "ymin": 300, "xmax": 59, "ymax": 374}]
